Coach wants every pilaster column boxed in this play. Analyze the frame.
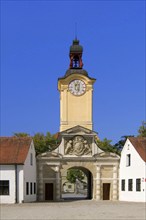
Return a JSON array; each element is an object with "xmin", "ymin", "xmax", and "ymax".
[
  {"xmin": 92, "ymin": 137, "xmax": 95, "ymax": 155},
  {"xmin": 112, "ymin": 165, "xmax": 118, "ymax": 200},
  {"xmin": 38, "ymin": 163, "xmax": 43, "ymax": 201},
  {"xmin": 95, "ymin": 165, "xmax": 101, "ymax": 200},
  {"xmin": 55, "ymin": 166, "xmax": 61, "ymax": 201},
  {"xmin": 61, "ymin": 138, "xmax": 65, "ymax": 155}
]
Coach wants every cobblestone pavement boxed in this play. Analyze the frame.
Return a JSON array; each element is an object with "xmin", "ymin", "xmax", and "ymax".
[{"xmin": 1, "ymin": 200, "xmax": 146, "ymax": 220}]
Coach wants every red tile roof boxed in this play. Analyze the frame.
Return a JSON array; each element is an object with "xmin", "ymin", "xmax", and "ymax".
[
  {"xmin": 129, "ymin": 137, "xmax": 146, "ymax": 162},
  {"xmin": 0, "ymin": 137, "xmax": 32, "ymax": 164}
]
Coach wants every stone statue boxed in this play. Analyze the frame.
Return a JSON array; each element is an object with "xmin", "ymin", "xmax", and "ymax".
[
  {"xmin": 65, "ymin": 136, "xmax": 92, "ymax": 156},
  {"xmin": 73, "ymin": 136, "xmax": 84, "ymax": 156},
  {"xmin": 83, "ymin": 140, "xmax": 91, "ymax": 155},
  {"xmin": 65, "ymin": 140, "xmax": 73, "ymax": 155}
]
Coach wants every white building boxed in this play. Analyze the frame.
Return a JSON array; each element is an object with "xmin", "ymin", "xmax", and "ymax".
[
  {"xmin": 119, "ymin": 137, "xmax": 146, "ymax": 202},
  {"xmin": 0, "ymin": 137, "xmax": 37, "ymax": 203}
]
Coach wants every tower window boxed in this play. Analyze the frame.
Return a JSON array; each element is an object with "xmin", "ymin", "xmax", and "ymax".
[{"xmin": 73, "ymin": 55, "xmax": 79, "ymax": 68}]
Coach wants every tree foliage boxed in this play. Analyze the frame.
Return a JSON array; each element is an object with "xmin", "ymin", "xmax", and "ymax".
[
  {"xmin": 66, "ymin": 169, "xmax": 85, "ymax": 184},
  {"xmin": 13, "ymin": 132, "xmax": 30, "ymax": 137},
  {"xmin": 138, "ymin": 121, "xmax": 146, "ymax": 137},
  {"xmin": 13, "ymin": 132, "xmax": 59, "ymax": 155},
  {"xmin": 96, "ymin": 138, "xmax": 120, "ymax": 155},
  {"xmin": 13, "ymin": 121, "xmax": 146, "ymax": 156},
  {"xmin": 114, "ymin": 135, "xmax": 134, "ymax": 151},
  {"xmin": 33, "ymin": 132, "xmax": 59, "ymax": 155}
]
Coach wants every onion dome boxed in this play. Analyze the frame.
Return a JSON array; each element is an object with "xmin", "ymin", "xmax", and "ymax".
[{"xmin": 70, "ymin": 39, "xmax": 83, "ymax": 53}]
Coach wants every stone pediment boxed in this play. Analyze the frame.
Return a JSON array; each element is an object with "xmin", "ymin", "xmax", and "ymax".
[
  {"xmin": 60, "ymin": 125, "xmax": 98, "ymax": 136},
  {"xmin": 94, "ymin": 152, "xmax": 120, "ymax": 159},
  {"xmin": 37, "ymin": 152, "xmax": 63, "ymax": 159}
]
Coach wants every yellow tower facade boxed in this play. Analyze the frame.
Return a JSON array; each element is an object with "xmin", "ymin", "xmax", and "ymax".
[{"xmin": 58, "ymin": 39, "xmax": 96, "ymax": 131}]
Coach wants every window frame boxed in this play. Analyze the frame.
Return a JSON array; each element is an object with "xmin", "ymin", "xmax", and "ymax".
[
  {"xmin": 0, "ymin": 180, "xmax": 9, "ymax": 196},
  {"xmin": 26, "ymin": 182, "xmax": 29, "ymax": 195},
  {"xmin": 126, "ymin": 154, "xmax": 131, "ymax": 167},
  {"xmin": 121, "ymin": 179, "xmax": 125, "ymax": 191},
  {"xmin": 30, "ymin": 182, "xmax": 33, "ymax": 195},
  {"xmin": 34, "ymin": 182, "xmax": 36, "ymax": 194},
  {"xmin": 128, "ymin": 179, "xmax": 133, "ymax": 191},
  {"xmin": 136, "ymin": 178, "xmax": 141, "ymax": 192},
  {"xmin": 30, "ymin": 153, "xmax": 33, "ymax": 166}
]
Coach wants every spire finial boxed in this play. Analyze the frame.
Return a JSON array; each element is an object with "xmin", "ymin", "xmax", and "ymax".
[{"xmin": 75, "ymin": 22, "xmax": 77, "ymax": 40}]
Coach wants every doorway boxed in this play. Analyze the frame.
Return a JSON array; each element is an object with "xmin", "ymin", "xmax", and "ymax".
[
  {"xmin": 45, "ymin": 183, "xmax": 53, "ymax": 200},
  {"xmin": 62, "ymin": 167, "xmax": 93, "ymax": 200},
  {"xmin": 103, "ymin": 183, "xmax": 110, "ymax": 200}
]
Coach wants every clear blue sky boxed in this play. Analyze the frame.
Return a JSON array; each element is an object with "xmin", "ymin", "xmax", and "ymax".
[{"xmin": 1, "ymin": 0, "xmax": 145, "ymax": 144}]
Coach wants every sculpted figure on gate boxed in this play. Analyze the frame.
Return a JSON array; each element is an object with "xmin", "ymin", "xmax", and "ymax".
[{"xmin": 65, "ymin": 136, "xmax": 91, "ymax": 156}]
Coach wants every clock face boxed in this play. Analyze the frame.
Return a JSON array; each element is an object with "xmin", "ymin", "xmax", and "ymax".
[{"xmin": 68, "ymin": 79, "xmax": 86, "ymax": 96}]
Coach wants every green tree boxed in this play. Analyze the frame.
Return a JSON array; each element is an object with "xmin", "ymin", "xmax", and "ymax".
[
  {"xmin": 66, "ymin": 169, "xmax": 85, "ymax": 184},
  {"xmin": 138, "ymin": 121, "xmax": 146, "ymax": 137},
  {"xmin": 96, "ymin": 138, "xmax": 120, "ymax": 155},
  {"xmin": 13, "ymin": 131, "xmax": 59, "ymax": 155},
  {"xmin": 45, "ymin": 132, "xmax": 59, "ymax": 149},
  {"xmin": 33, "ymin": 132, "xmax": 59, "ymax": 155},
  {"xmin": 13, "ymin": 132, "xmax": 30, "ymax": 137},
  {"xmin": 33, "ymin": 133, "xmax": 47, "ymax": 154},
  {"xmin": 114, "ymin": 135, "xmax": 134, "ymax": 151}
]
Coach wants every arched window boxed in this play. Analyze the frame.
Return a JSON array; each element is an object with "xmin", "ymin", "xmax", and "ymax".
[{"xmin": 73, "ymin": 55, "xmax": 79, "ymax": 68}]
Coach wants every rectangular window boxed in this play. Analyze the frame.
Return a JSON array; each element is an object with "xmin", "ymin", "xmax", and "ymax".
[
  {"xmin": 136, "ymin": 179, "xmax": 141, "ymax": 191},
  {"xmin": 128, "ymin": 179, "xmax": 133, "ymax": 191},
  {"xmin": 30, "ymin": 153, "xmax": 33, "ymax": 166},
  {"xmin": 121, "ymin": 179, "xmax": 125, "ymax": 191},
  {"xmin": 126, "ymin": 154, "xmax": 131, "ymax": 166},
  {"xmin": 30, "ymin": 182, "xmax": 33, "ymax": 195},
  {"xmin": 0, "ymin": 180, "xmax": 9, "ymax": 195},
  {"xmin": 26, "ymin": 182, "xmax": 29, "ymax": 195},
  {"xmin": 34, "ymin": 183, "xmax": 36, "ymax": 194}
]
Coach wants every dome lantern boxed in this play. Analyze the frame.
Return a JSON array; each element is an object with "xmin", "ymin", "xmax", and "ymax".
[{"xmin": 69, "ymin": 39, "xmax": 83, "ymax": 69}]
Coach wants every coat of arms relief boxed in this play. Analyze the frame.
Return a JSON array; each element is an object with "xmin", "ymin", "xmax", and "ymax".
[{"xmin": 65, "ymin": 136, "xmax": 92, "ymax": 156}]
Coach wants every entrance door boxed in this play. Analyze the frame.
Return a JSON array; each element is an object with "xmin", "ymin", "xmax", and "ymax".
[
  {"xmin": 103, "ymin": 183, "xmax": 110, "ymax": 200},
  {"xmin": 87, "ymin": 171, "xmax": 92, "ymax": 199},
  {"xmin": 45, "ymin": 183, "xmax": 53, "ymax": 200}
]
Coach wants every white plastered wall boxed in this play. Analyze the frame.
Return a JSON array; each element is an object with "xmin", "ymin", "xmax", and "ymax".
[
  {"xmin": 0, "ymin": 165, "xmax": 16, "ymax": 203},
  {"xmin": 23, "ymin": 141, "xmax": 37, "ymax": 202},
  {"xmin": 119, "ymin": 139, "xmax": 146, "ymax": 202}
]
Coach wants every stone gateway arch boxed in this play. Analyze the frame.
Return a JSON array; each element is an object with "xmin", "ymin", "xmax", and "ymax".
[{"xmin": 37, "ymin": 39, "xmax": 120, "ymax": 201}]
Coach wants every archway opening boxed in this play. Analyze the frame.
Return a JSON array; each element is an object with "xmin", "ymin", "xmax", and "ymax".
[{"xmin": 61, "ymin": 167, "xmax": 93, "ymax": 200}]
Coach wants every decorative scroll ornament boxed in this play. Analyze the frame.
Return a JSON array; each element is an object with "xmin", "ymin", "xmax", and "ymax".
[{"xmin": 65, "ymin": 136, "xmax": 91, "ymax": 156}]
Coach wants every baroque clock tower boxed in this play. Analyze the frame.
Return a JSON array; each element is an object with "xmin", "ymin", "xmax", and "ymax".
[
  {"xmin": 37, "ymin": 39, "xmax": 120, "ymax": 202},
  {"xmin": 58, "ymin": 39, "xmax": 96, "ymax": 131}
]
